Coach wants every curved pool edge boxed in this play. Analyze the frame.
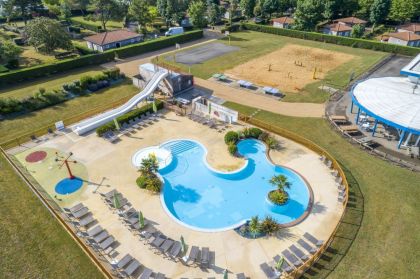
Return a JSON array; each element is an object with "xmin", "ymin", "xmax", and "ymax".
[
  {"xmin": 159, "ymin": 138, "xmax": 249, "ymax": 175},
  {"xmin": 263, "ymin": 141, "xmax": 314, "ymax": 227},
  {"xmin": 157, "ymin": 138, "xmax": 314, "ymax": 232}
]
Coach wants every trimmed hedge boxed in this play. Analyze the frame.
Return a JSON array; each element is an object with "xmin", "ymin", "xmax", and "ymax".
[
  {"xmin": 112, "ymin": 30, "xmax": 204, "ymax": 58},
  {"xmin": 0, "ymin": 52, "xmax": 115, "ymax": 85},
  {"xmin": 96, "ymin": 100, "xmax": 164, "ymax": 136},
  {"xmin": 243, "ymin": 23, "xmax": 419, "ymax": 56}
]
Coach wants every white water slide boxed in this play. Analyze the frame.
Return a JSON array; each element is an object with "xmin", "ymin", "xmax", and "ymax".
[{"xmin": 71, "ymin": 70, "xmax": 169, "ymax": 135}]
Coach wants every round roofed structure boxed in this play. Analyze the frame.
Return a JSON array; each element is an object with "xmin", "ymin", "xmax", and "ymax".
[{"xmin": 351, "ymin": 77, "xmax": 420, "ymax": 135}]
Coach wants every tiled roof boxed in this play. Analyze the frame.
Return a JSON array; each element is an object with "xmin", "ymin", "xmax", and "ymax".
[
  {"xmin": 388, "ymin": 32, "xmax": 420, "ymax": 42},
  {"xmin": 84, "ymin": 29, "xmax": 141, "ymax": 46},
  {"xmin": 272, "ymin": 17, "xmax": 295, "ymax": 24},
  {"xmin": 334, "ymin": 17, "xmax": 367, "ymax": 25},
  {"xmin": 398, "ymin": 23, "xmax": 420, "ymax": 33},
  {"xmin": 326, "ymin": 23, "xmax": 352, "ymax": 32}
]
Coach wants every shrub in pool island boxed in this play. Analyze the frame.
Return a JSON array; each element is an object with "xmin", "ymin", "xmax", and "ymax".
[
  {"xmin": 260, "ymin": 216, "xmax": 280, "ymax": 235},
  {"xmin": 224, "ymin": 130, "xmax": 239, "ymax": 144},
  {"xmin": 228, "ymin": 141, "xmax": 238, "ymax": 156},
  {"xmin": 136, "ymin": 153, "xmax": 162, "ymax": 193},
  {"xmin": 268, "ymin": 174, "xmax": 291, "ymax": 205}
]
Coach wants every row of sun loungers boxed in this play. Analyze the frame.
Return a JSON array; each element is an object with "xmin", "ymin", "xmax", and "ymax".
[
  {"xmin": 189, "ymin": 113, "xmax": 217, "ymax": 129},
  {"xmin": 64, "ymin": 203, "xmax": 96, "ymax": 228},
  {"xmin": 260, "ymin": 232, "xmax": 324, "ymax": 278},
  {"xmin": 185, "ymin": 245, "xmax": 212, "ymax": 268},
  {"xmin": 101, "ymin": 112, "xmax": 164, "ymax": 142},
  {"xmin": 112, "ymin": 252, "xmax": 166, "ymax": 278}
]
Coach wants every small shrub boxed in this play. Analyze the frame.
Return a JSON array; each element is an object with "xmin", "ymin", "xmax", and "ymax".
[
  {"xmin": 260, "ymin": 216, "xmax": 280, "ymax": 235},
  {"xmin": 224, "ymin": 131, "xmax": 239, "ymax": 144},
  {"xmin": 265, "ymin": 136, "xmax": 278, "ymax": 150},
  {"xmin": 228, "ymin": 142, "xmax": 237, "ymax": 155},
  {"xmin": 80, "ymin": 75, "xmax": 93, "ymax": 89},
  {"xmin": 248, "ymin": 127, "xmax": 262, "ymax": 138},
  {"xmin": 268, "ymin": 190, "xmax": 288, "ymax": 205},
  {"xmin": 136, "ymin": 175, "xmax": 148, "ymax": 188},
  {"xmin": 145, "ymin": 174, "xmax": 162, "ymax": 193},
  {"xmin": 258, "ymin": 131, "xmax": 269, "ymax": 142}
]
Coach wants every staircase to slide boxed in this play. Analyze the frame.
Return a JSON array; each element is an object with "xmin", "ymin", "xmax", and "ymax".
[{"xmin": 71, "ymin": 70, "xmax": 169, "ymax": 135}]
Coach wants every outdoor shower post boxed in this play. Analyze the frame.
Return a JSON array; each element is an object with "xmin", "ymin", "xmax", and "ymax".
[{"xmin": 372, "ymin": 119, "xmax": 378, "ymax": 136}]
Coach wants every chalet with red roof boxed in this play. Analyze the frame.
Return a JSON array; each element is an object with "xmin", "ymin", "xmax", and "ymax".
[
  {"xmin": 84, "ymin": 29, "xmax": 143, "ymax": 52},
  {"xmin": 271, "ymin": 17, "xmax": 295, "ymax": 29}
]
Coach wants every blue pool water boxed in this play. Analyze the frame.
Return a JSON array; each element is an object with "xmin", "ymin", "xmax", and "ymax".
[
  {"xmin": 55, "ymin": 177, "xmax": 84, "ymax": 195},
  {"xmin": 159, "ymin": 139, "xmax": 310, "ymax": 231}
]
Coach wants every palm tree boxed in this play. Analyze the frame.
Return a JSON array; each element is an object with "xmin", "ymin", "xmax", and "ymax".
[
  {"xmin": 249, "ymin": 216, "xmax": 260, "ymax": 238},
  {"xmin": 269, "ymin": 175, "xmax": 290, "ymax": 193},
  {"xmin": 139, "ymin": 153, "xmax": 159, "ymax": 177}
]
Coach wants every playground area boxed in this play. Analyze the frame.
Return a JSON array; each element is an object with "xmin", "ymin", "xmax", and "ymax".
[
  {"xmin": 8, "ymin": 110, "xmax": 343, "ymax": 278},
  {"xmin": 225, "ymin": 44, "xmax": 354, "ymax": 93}
]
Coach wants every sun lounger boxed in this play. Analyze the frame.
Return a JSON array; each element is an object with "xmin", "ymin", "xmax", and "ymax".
[
  {"xmin": 72, "ymin": 207, "xmax": 89, "ymax": 219},
  {"xmin": 123, "ymin": 259, "xmax": 140, "ymax": 277},
  {"xmin": 289, "ymin": 244, "xmax": 309, "ymax": 261},
  {"xmin": 93, "ymin": 230, "xmax": 109, "ymax": 243},
  {"xmin": 139, "ymin": 268, "xmax": 153, "ymax": 279},
  {"xmin": 188, "ymin": 246, "xmax": 200, "ymax": 263},
  {"xmin": 154, "ymin": 273, "xmax": 165, "ymax": 279},
  {"xmin": 273, "ymin": 255, "xmax": 294, "ymax": 273},
  {"xmin": 119, "ymin": 207, "xmax": 136, "ymax": 218},
  {"xmin": 87, "ymin": 225, "xmax": 103, "ymax": 237},
  {"xmin": 159, "ymin": 239, "xmax": 174, "ymax": 253},
  {"xmin": 98, "ymin": 236, "xmax": 114, "ymax": 250},
  {"xmin": 236, "ymin": 273, "xmax": 246, "ymax": 279},
  {"xmin": 116, "ymin": 254, "xmax": 133, "ymax": 269},
  {"xmin": 297, "ymin": 239, "xmax": 317, "ymax": 254},
  {"xmin": 304, "ymin": 232, "xmax": 324, "ymax": 247},
  {"xmin": 201, "ymin": 247, "xmax": 210, "ymax": 267},
  {"xmin": 151, "ymin": 235, "xmax": 166, "ymax": 248},
  {"xmin": 101, "ymin": 189, "xmax": 117, "ymax": 199},
  {"xmin": 281, "ymin": 249, "xmax": 302, "ymax": 267},
  {"xmin": 168, "ymin": 241, "xmax": 181, "ymax": 258},
  {"xmin": 64, "ymin": 203, "xmax": 84, "ymax": 213},
  {"xmin": 259, "ymin": 263, "xmax": 277, "ymax": 279},
  {"xmin": 79, "ymin": 214, "xmax": 95, "ymax": 227}
]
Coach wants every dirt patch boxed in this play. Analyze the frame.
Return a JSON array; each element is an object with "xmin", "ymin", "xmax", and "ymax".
[{"xmin": 226, "ymin": 44, "xmax": 354, "ymax": 93}]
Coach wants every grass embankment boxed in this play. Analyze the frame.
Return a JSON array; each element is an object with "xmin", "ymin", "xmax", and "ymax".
[
  {"xmin": 224, "ymin": 101, "xmax": 419, "ymax": 279},
  {"xmin": 160, "ymin": 31, "xmax": 388, "ymax": 103},
  {"xmin": 0, "ymin": 154, "xmax": 103, "ymax": 278},
  {"xmin": 0, "ymin": 66, "xmax": 103, "ymax": 100},
  {"xmin": 0, "ymin": 81, "xmax": 139, "ymax": 144}
]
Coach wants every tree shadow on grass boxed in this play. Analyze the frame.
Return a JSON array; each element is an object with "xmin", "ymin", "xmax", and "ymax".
[{"xmin": 301, "ymin": 162, "xmax": 364, "ymax": 279}]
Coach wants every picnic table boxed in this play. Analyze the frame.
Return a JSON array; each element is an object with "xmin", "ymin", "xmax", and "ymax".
[
  {"xmin": 262, "ymin": 86, "xmax": 280, "ymax": 95},
  {"xmin": 341, "ymin": 125, "xmax": 359, "ymax": 133},
  {"xmin": 330, "ymin": 115, "xmax": 347, "ymax": 123},
  {"xmin": 238, "ymin": 80, "xmax": 253, "ymax": 88}
]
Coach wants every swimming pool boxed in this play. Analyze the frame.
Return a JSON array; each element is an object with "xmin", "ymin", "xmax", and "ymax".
[{"xmin": 159, "ymin": 139, "xmax": 311, "ymax": 232}]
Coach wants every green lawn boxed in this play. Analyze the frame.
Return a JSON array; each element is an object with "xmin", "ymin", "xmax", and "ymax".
[
  {"xmin": 224, "ymin": 102, "xmax": 420, "ymax": 279},
  {"xmin": 0, "ymin": 81, "xmax": 139, "ymax": 144},
  {"xmin": 0, "ymin": 66, "xmax": 103, "ymax": 100},
  {"xmin": 159, "ymin": 31, "xmax": 388, "ymax": 103},
  {"xmin": 0, "ymin": 154, "xmax": 103, "ymax": 278},
  {"xmin": 70, "ymin": 16, "xmax": 124, "ymax": 30}
]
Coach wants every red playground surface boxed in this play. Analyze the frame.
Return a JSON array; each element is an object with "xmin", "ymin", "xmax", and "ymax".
[{"xmin": 25, "ymin": 151, "xmax": 47, "ymax": 163}]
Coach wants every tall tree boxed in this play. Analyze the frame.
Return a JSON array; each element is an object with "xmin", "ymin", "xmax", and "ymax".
[
  {"xmin": 129, "ymin": 0, "xmax": 153, "ymax": 34},
  {"xmin": 322, "ymin": 0, "xmax": 334, "ymax": 21},
  {"xmin": 24, "ymin": 17, "xmax": 72, "ymax": 53},
  {"xmin": 357, "ymin": 0, "xmax": 374, "ymax": 19},
  {"xmin": 4, "ymin": 0, "xmax": 42, "ymax": 24},
  {"xmin": 293, "ymin": 0, "xmax": 324, "ymax": 31},
  {"xmin": 388, "ymin": 0, "xmax": 416, "ymax": 23},
  {"xmin": 262, "ymin": 0, "xmax": 279, "ymax": 18},
  {"xmin": 228, "ymin": 0, "xmax": 239, "ymax": 24},
  {"xmin": 351, "ymin": 23, "xmax": 365, "ymax": 37},
  {"xmin": 369, "ymin": 0, "xmax": 390, "ymax": 27},
  {"xmin": 188, "ymin": 0, "xmax": 207, "ymax": 28},
  {"xmin": 93, "ymin": 0, "xmax": 123, "ymax": 31},
  {"xmin": 207, "ymin": 2, "xmax": 221, "ymax": 26},
  {"xmin": 240, "ymin": 0, "xmax": 256, "ymax": 18}
]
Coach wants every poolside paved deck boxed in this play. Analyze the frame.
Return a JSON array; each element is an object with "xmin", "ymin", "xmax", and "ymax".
[{"xmin": 11, "ymin": 111, "xmax": 343, "ymax": 278}]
